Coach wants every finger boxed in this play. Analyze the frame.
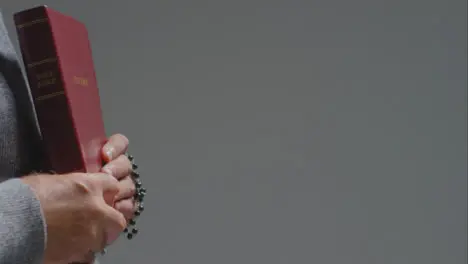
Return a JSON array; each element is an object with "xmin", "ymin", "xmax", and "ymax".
[
  {"xmin": 102, "ymin": 134, "xmax": 129, "ymax": 162},
  {"xmin": 101, "ymin": 205, "xmax": 127, "ymax": 245},
  {"xmin": 87, "ymin": 172, "xmax": 119, "ymax": 192},
  {"xmin": 101, "ymin": 154, "xmax": 132, "ymax": 180},
  {"xmin": 86, "ymin": 173, "xmax": 120, "ymax": 206},
  {"xmin": 115, "ymin": 175, "xmax": 136, "ymax": 200},
  {"xmin": 115, "ymin": 198, "xmax": 136, "ymax": 220}
]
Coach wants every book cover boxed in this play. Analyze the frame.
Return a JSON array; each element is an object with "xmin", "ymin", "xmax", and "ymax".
[{"xmin": 14, "ymin": 5, "xmax": 106, "ymax": 174}]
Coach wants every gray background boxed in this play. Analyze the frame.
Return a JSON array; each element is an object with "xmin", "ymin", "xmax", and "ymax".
[{"xmin": 2, "ymin": 0, "xmax": 467, "ymax": 263}]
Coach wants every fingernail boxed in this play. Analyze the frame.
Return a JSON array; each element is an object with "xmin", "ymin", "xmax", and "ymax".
[{"xmin": 104, "ymin": 145, "xmax": 114, "ymax": 160}]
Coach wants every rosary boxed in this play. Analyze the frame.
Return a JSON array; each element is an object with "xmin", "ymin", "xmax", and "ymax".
[
  {"xmin": 122, "ymin": 153, "xmax": 146, "ymax": 240},
  {"xmin": 100, "ymin": 153, "xmax": 145, "ymax": 256}
]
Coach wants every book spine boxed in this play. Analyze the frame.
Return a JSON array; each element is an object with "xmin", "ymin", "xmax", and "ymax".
[{"xmin": 14, "ymin": 8, "xmax": 85, "ymax": 174}]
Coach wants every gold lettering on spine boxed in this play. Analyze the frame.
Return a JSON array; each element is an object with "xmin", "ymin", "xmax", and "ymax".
[
  {"xmin": 37, "ymin": 78, "xmax": 56, "ymax": 88},
  {"xmin": 36, "ymin": 70, "xmax": 57, "ymax": 88},
  {"xmin": 34, "ymin": 69, "xmax": 62, "ymax": 101},
  {"xmin": 73, "ymin": 76, "xmax": 89, "ymax": 86},
  {"xmin": 33, "ymin": 73, "xmax": 89, "ymax": 102}
]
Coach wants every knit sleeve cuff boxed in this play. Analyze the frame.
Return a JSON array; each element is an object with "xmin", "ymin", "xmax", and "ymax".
[{"xmin": 0, "ymin": 178, "xmax": 46, "ymax": 264}]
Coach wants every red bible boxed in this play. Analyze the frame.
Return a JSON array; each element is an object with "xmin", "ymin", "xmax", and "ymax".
[{"xmin": 14, "ymin": 5, "xmax": 106, "ymax": 174}]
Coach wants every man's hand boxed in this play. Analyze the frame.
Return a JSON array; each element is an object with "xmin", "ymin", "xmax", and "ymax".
[
  {"xmin": 21, "ymin": 172, "xmax": 127, "ymax": 264},
  {"xmin": 71, "ymin": 134, "xmax": 138, "ymax": 264},
  {"xmin": 101, "ymin": 134, "xmax": 137, "ymax": 242}
]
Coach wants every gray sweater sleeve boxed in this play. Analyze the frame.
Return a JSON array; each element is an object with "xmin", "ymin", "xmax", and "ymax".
[{"xmin": 0, "ymin": 178, "xmax": 46, "ymax": 264}]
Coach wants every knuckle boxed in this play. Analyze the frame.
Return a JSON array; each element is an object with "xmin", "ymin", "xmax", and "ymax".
[
  {"xmin": 75, "ymin": 181, "xmax": 92, "ymax": 195},
  {"xmin": 72, "ymin": 173, "xmax": 94, "ymax": 195}
]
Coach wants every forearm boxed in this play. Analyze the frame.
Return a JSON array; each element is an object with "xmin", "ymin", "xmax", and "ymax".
[{"xmin": 0, "ymin": 178, "xmax": 46, "ymax": 264}]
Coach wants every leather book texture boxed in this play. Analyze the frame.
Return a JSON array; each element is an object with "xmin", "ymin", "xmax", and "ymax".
[{"xmin": 14, "ymin": 5, "xmax": 106, "ymax": 174}]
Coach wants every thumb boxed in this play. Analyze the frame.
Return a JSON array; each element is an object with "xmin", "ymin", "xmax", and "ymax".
[{"xmin": 102, "ymin": 205, "xmax": 127, "ymax": 245}]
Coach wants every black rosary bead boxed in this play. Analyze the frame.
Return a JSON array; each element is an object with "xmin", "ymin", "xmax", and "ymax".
[
  {"xmin": 120, "ymin": 152, "xmax": 146, "ymax": 242},
  {"xmin": 135, "ymin": 180, "xmax": 142, "ymax": 188}
]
